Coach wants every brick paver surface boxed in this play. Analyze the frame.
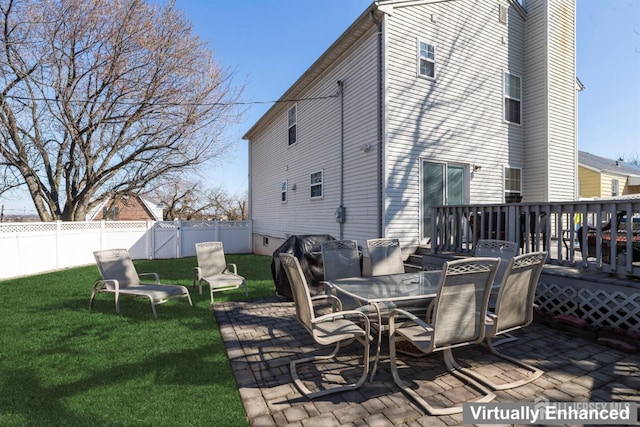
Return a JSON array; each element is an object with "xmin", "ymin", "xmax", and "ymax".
[{"xmin": 213, "ymin": 297, "xmax": 639, "ymax": 427}]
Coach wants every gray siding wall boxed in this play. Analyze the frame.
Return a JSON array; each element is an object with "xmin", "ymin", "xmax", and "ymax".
[
  {"xmin": 383, "ymin": 0, "xmax": 526, "ymax": 247},
  {"xmin": 249, "ymin": 27, "xmax": 379, "ymax": 248}
]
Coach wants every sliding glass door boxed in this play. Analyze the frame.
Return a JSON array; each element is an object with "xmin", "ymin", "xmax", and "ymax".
[{"xmin": 421, "ymin": 161, "xmax": 466, "ymax": 242}]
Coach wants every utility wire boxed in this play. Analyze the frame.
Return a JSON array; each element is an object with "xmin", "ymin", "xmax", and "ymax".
[{"xmin": 1, "ymin": 93, "xmax": 340, "ymax": 107}]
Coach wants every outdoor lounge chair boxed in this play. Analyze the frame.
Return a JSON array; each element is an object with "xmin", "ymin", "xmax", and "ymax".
[
  {"xmin": 453, "ymin": 251, "xmax": 547, "ymax": 390},
  {"xmin": 388, "ymin": 257, "xmax": 499, "ymax": 415},
  {"xmin": 194, "ymin": 241, "xmax": 247, "ymax": 304},
  {"xmin": 279, "ymin": 253, "xmax": 372, "ymax": 399},
  {"xmin": 366, "ymin": 238, "xmax": 404, "ymax": 276},
  {"xmin": 90, "ymin": 248, "xmax": 192, "ymax": 319}
]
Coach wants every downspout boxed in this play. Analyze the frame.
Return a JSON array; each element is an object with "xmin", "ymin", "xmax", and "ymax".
[
  {"xmin": 371, "ymin": 10, "xmax": 384, "ymax": 238},
  {"xmin": 337, "ymin": 80, "xmax": 345, "ymax": 239}
]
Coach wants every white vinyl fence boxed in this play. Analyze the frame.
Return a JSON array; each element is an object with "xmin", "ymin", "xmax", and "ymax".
[{"xmin": 0, "ymin": 220, "xmax": 252, "ymax": 280}]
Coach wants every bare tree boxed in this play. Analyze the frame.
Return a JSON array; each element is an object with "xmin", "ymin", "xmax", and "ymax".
[
  {"xmin": 147, "ymin": 177, "xmax": 213, "ymax": 220},
  {"xmin": 147, "ymin": 178, "xmax": 247, "ymax": 220},
  {"xmin": 624, "ymin": 153, "xmax": 640, "ymax": 167},
  {"xmin": 206, "ymin": 189, "xmax": 248, "ymax": 220},
  {"xmin": 0, "ymin": 0, "xmax": 242, "ymax": 221}
]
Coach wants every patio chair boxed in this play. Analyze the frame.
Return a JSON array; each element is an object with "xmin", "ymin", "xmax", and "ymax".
[
  {"xmin": 366, "ymin": 238, "xmax": 404, "ymax": 276},
  {"xmin": 320, "ymin": 239, "xmax": 361, "ymax": 282},
  {"xmin": 453, "ymin": 251, "xmax": 547, "ymax": 390},
  {"xmin": 279, "ymin": 253, "xmax": 372, "ymax": 399},
  {"xmin": 474, "ymin": 239, "xmax": 518, "ymax": 286},
  {"xmin": 388, "ymin": 257, "xmax": 499, "ymax": 415},
  {"xmin": 90, "ymin": 248, "xmax": 192, "ymax": 319},
  {"xmin": 194, "ymin": 241, "xmax": 247, "ymax": 304}
]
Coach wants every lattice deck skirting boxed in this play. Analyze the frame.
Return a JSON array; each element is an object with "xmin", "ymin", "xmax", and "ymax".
[{"xmin": 535, "ymin": 281, "xmax": 640, "ymax": 334}]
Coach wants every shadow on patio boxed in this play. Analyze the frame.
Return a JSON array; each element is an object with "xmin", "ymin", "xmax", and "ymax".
[{"xmin": 214, "ymin": 296, "xmax": 639, "ymax": 426}]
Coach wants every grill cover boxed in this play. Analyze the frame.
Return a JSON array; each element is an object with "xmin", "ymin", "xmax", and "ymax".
[{"xmin": 271, "ymin": 234, "xmax": 334, "ymax": 300}]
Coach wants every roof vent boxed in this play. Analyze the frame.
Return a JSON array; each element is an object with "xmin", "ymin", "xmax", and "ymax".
[{"xmin": 499, "ymin": 4, "xmax": 508, "ymax": 24}]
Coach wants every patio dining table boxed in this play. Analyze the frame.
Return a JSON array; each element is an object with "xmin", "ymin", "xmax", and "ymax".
[{"xmin": 326, "ymin": 270, "xmax": 444, "ymax": 380}]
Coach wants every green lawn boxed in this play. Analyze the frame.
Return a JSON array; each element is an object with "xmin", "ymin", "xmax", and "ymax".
[{"xmin": 0, "ymin": 254, "xmax": 275, "ymax": 426}]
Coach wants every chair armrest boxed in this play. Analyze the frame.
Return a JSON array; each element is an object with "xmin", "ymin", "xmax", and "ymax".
[
  {"xmin": 138, "ymin": 272, "xmax": 160, "ymax": 284},
  {"xmin": 388, "ymin": 307, "xmax": 433, "ymax": 335},
  {"xmin": 320, "ymin": 280, "xmax": 334, "ymax": 294},
  {"xmin": 310, "ymin": 293, "xmax": 343, "ymax": 311},
  {"xmin": 315, "ymin": 308, "xmax": 371, "ymax": 333},
  {"xmin": 227, "ymin": 263, "xmax": 238, "ymax": 275},
  {"xmin": 93, "ymin": 279, "xmax": 120, "ymax": 292}
]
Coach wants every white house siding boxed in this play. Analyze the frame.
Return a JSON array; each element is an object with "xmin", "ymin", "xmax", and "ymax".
[
  {"xmin": 547, "ymin": 0, "xmax": 577, "ymax": 201},
  {"xmin": 248, "ymin": 26, "xmax": 380, "ymax": 255},
  {"xmin": 523, "ymin": 0, "xmax": 549, "ymax": 202},
  {"xmin": 383, "ymin": 0, "xmax": 527, "ymax": 249},
  {"xmin": 523, "ymin": 0, "xmax": 577, "ymax": 202}
]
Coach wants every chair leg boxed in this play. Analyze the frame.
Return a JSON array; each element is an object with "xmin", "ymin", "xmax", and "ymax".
[
  {"xmin": 449, "ymin": 339, "xmax": 543, "ymax": 391},
  {"xmin": 89, "ymin": 290, "xmax": 97, "ymax": 309},
  {"xmin": 291, "ymin": 339, "xmax": 370, "ymax": 399},
  {"xmin": 389, "ymin": 336, "xmax": 495, "ymax": 415},
  {"xmin": 149, "ymin": 298, "xmax": 158, "ymax": 319}
]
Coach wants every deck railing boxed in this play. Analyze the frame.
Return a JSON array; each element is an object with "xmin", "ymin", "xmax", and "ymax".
[{"xmin": 431, "ymin": 198, "xmax": 640, "ymax": 278}]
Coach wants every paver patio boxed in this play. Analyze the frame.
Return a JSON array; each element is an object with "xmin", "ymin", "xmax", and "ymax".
[{"xmin": 214, "ymin": 296, "xmax": 639, "ymax": 427}]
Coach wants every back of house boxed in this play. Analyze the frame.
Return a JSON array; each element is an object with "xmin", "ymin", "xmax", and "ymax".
[{"xmin": 245, "ymin": 0, "xmax": 577, "ymax": 257}]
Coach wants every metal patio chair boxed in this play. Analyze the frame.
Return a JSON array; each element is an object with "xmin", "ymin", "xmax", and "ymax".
[
  {"xmin": 279, "ymin": 253, "xmax": 372, "ymax": 399},
  {"xmin": 453, "ymin": 251, "xmax": 547, "ymax": 390},
  {"xmin": 320, "ymin": 239, "xmax": 361, "ymax": 282},
  {"xmin": 366, "ymin": 238, "xmax": 405, "ymax": 276},
  {"xmin": 388, "ymin": 257, "xmax": 499, "ymax": 415}
]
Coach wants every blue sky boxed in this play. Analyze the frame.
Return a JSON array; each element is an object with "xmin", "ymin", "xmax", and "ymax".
[{"xmin": 2, "ymin": 0, "xmax": 639, "ymax": 213}]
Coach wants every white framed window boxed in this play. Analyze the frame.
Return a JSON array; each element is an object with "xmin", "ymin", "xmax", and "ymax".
[
  {"xmin": 504, "ymin": 166, "xmax": 522, "ymax": 202},
  {"xmin": 417, "ymin": 39, "xmax": 435, "ymax": 79},
  {"xmin": 504, "ymin": 72, "xmax": 521, "ymax": 124},
  {"xmin": 310, "ymin": 170, "xmax": 323, "ymax": 199},
  {"xmin": 612, "ymin": 179, "xmax": 619, "ymax": 196},
  {"xmin": 287, "ymin": 105, "xmax": 297, "ymax": 145},
  {"xmin": 281, "ymin": 180, "xmax": 287, "ymax": 203}
]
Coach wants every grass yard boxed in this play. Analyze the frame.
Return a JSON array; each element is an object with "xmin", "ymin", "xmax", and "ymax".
[{"xmin": 0, "ymin": 254, "xmax": 274, "ymax": 426}]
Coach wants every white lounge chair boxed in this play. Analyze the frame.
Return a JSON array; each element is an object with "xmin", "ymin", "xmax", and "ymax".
[
  {"xmin": 194, "ymin": 241, "xmax": 247, "ymax": 304},
  {"xmin": 90, "ymin": 248, "xmax": 192, "ymax": 319}
]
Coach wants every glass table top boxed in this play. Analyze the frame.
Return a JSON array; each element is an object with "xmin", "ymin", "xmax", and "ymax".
[{"xmin": 328, "ymin": 270, "xmax": 443, "ymax": 303}]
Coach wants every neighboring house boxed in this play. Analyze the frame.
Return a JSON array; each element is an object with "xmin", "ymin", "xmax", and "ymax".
[
  {"xmin": 244, "ymin": 0, "xmax": 578, "ymax": 256},
  {"xmin": 87, "ymin": 195, "xmax": 164, "ymax": 221},
  {"xmin": 578, "ymin": 151, "xmax": 640, "ymax": 199}
]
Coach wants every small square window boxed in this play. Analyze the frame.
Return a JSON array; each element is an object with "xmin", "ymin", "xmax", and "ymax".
[
  {"xmin": 418, "ymin": 39, "xmax": 435, "ymax": 79},
  {"xmin": 288, "ymin": 105, "xmax": 297, "ymax": 145},
  {"xmin": 310, "ymin": 170, "xmax": 323, "ymax": 199}
]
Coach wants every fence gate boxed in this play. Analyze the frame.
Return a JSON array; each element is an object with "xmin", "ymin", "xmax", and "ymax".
[{"xmin": 152, "ymin": 221, "xmax": 180, "ymax": 259}]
